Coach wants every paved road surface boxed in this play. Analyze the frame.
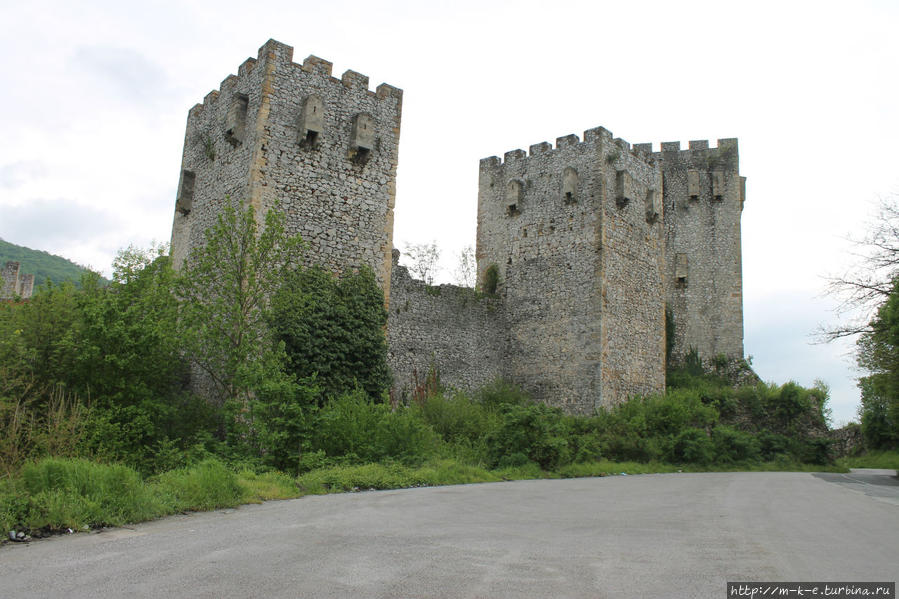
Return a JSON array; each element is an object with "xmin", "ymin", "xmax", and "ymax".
[{"xmin": 1, "ymin": 471, "xmax": 897, "ymax": 598}]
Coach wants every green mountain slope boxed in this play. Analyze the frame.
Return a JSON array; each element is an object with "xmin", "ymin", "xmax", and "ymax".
[{"xmin": 0, "ymin": 238, "xmax": 95, "ymax": 287}]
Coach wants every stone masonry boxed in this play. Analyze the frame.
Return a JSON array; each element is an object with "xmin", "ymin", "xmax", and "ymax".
[
  {"xmin": 171, "ymin": 40, "xmax": 746, "ymax": 413},
  {"xmin": 1, "ymin": 261, "xmax": 34, "ymax": 300}
]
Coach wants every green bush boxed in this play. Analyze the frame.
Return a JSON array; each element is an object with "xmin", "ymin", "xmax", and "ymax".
[
  {"xmin": 271, "ymin": 266, "xmax": 391, "ymax": 402},
  {"xmin": 485, "ymin": 402, "xmax": 571, "ymax": 469},
  {"xmin": 416, "ymin": 391, "xmax": 494, "ymax": 443},
  {"xmin": 476, "ymin": 379, "xmax": 531, "ymax": 410},
  {"xmin": 668, "ymin": 428, "xmax": 714, "ymax": 464},
  {"xmin": 313, "ymin": 389, "xmax": 439, "ymax": 465},
  {"xmin": 711, "ymin": 425, "xmax": 760, "ymax": 463}
]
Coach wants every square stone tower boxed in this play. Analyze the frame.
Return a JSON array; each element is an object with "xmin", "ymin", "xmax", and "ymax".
[
  {"xmin": 170, "ymin": 40, "xmax": 403, "ymax": 303},
  {"xmin": 476, "ymin": 127, "xmax": 667, "ymax": 412},
  {"xmin": 642, "ymin": 139, "xmax": 745, "ymax": 362}
]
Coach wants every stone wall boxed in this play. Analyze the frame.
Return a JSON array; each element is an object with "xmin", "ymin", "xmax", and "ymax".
[{"xmin": 387, "ymin": 250, "xmax": 506, "ymax": 401}]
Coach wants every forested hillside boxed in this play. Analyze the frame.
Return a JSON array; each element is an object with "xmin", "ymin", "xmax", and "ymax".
[{"xmin": 0, "ymin": 238, "xmax": 94, "ymax": 287}]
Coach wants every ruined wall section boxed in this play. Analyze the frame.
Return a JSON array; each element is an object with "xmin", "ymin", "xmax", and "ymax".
[
  {"xmin": 642, "ymin": 138, "xmax": 745, "ymax": 362},
  {"xmin": 1, "ymin": 261, "xmax": 20, "ymax": 298},
  {"xmin": 170, "ymin": 40, "xmax": 402, "ymax": 305},
  {"xmin": 597, "ymin": 134, "xmax": 666, "ymax": 405},
  {"xmin": 387, "ymin": 251, "xmax": 506, "ymax": 400},
  {"xmin": 1, "ymin": 261, "xmax": 33, "ymax": 299}
]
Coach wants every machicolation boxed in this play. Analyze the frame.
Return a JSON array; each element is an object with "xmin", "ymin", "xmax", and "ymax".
[{"xmin": 171, "ymin": 40, "xmax": 746, "ymax": 414}]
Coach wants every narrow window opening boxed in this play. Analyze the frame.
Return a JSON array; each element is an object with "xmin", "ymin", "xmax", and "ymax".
[
  {"xmin": 615, "ymin": 170, "xmax": 632, "ymax": 208},
  {"xmin": 507, "ymin": 203, "xmax": 519, "ymax": 217}
]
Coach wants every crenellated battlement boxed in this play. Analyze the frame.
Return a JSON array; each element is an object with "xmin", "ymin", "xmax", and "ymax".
[
  {"xmin": 480, "ymin": 125, "xmax": 656, "ymax": 170},
  {"xmin": 186, "ymin": 40, "xmax": 402, "ymax": 121},
  {"xmin": 629, "ymin": 138, "xmax": 740, "ymax": 172}
]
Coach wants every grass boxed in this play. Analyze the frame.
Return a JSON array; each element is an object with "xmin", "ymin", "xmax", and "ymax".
[
  {"xmin": 0, "ymin": 456, "xmax": 851, "ymax": 537},
  {"xmin": 837, "ymin": 450, "xmax": 899, "ymax": 470}
]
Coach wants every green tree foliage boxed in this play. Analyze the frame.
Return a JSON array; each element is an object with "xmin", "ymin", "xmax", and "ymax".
[
  {"xmin": 856, "ymin": 278, "xmax": 899, "ymax": 448},
  {"xmin": 270, "ymin": 265, "xmax": 390, "ymax": 402},
  {"xmin": 176, "ymin": 201, "xmax": 303, "ymax": 408}
]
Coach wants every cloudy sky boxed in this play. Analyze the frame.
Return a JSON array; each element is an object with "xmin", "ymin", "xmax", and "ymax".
[{"xmin": 2, "ymin": 0, "xmax": 897, "ymax": 424}]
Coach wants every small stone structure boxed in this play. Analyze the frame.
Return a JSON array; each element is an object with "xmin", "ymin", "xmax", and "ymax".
[
  {"xmin": 171, "ymin": 40, "xmax": 747, "ymax": 413},
  {"xmin": 1, "ymin": 261, "xmax": 34, "ymax": 300}
]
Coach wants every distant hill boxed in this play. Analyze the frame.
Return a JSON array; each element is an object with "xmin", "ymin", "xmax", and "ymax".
[{"xmin": 0, "ymin": 238, "xmax": 97, "ymax": 287}]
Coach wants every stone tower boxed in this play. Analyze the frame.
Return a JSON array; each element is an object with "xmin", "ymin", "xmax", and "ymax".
[
  {"xmin": 476, "ymin": 127, "xmax": 667, "ymax": 413},
  {"xmin": 170, "ymin": 40, "xmax": 403, "ymax": 303},
  {"xmin": 639, "ymin": 139, "xmax": 745, "ymax": 362}
]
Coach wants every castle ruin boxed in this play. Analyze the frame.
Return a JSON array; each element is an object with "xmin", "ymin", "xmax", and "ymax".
[
  {"xmin": 171, "ymin": 40, "xmax": 745, "ymax": 413},
  {"xmin": 1, "ymin": 261, "xmax": 35, "ymax": 300}
]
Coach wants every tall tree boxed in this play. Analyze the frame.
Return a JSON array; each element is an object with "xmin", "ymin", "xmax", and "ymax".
[{"xmin": 176, "ymin": 201, "xmax": 304, "ymax": 408}]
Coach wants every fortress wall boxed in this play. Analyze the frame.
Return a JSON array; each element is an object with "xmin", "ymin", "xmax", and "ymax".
[
  {"xmin": 387, "ymin": 255, "xmax": 506, "ymax": 400},
  {"xmin": 647, "ymin": 139, "xmax": 745, "ymax": 361}
]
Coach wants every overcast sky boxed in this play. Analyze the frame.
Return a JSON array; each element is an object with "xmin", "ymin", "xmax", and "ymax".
[{"xmin": 2, "ymin": 0, "xmax": 897, "ymax": 425}]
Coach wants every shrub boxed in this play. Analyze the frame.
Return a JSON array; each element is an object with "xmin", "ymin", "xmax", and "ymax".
[
  {"xmin": 668, "ymin": 428, "xmax": 714, "ymax": 464},
  {"xmin": 416, "ymin": 391, "xmax": 493, "ymax": 443},
  {"xmin": 271, "ymin": 266, "xmax": 391, "ymax": 402},
  {"xmin": 313, "ymin": 389, "xmax": 439, "ymax": 465},
  {"xmin": 711, "ymin": 425, "xmax": 760, "ymax": 463},
  {"xmin": 485, "ymin": 402, "xmax": 571, "ymax": 470},
  {"xmin": 476, "ymin": 379, "xmax": 531, "ymax": 410}
]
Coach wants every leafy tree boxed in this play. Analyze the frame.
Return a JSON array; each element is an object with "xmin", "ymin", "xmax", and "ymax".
[
  {"xmin": 856, "ymin": 278, "xmax": 899, "ymax": 448},
  {"xmin": 401, "ymin": 241, "xmax": 441, "ymax": 284},
  {"xmin": 270, "ymin": 265, "xmax": 390, "ymax": 403},
  {"xmin": 176, "ymin": 201, "xmax": 304, "ymax": 409}
]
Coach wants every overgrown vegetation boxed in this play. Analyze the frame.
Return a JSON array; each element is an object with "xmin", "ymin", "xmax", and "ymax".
[{"xmin": 0, "ymin": 204, "xmax": 852, "ymax": 539}]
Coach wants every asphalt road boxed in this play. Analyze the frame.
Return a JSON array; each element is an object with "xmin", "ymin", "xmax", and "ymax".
[{"xmin": 1, "ymin": 470, "xmax": 896, "ymax": 598}]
